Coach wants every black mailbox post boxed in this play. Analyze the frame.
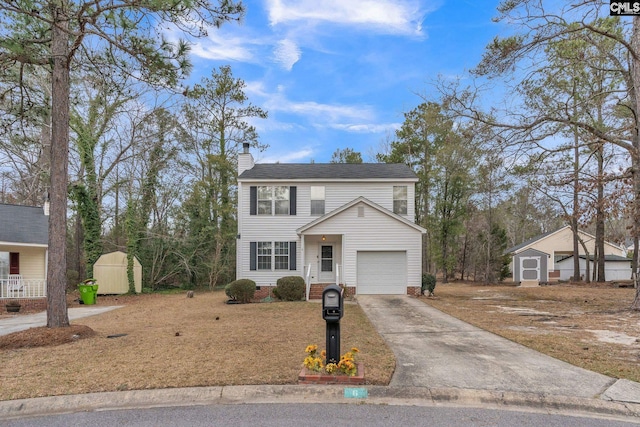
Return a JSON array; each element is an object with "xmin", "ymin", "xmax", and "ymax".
[{"xmin": 322, "ymin": 284, "xmax": 343, "ymax": 364}]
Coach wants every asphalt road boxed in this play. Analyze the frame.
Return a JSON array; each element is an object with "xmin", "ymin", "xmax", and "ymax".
[{"xmin": 2, "ymin": 403, "xmax": 639, "ymax": 427}]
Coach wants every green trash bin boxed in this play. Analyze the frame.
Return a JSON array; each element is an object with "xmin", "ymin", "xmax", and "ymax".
[{"xmin": 78, "ymin": 284, "xmax": 97, "ymax": 305}]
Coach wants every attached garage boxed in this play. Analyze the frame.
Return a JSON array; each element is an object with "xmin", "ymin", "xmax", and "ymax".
[{"xmin": 357, "ymin": 251, "xmax": 407, "ymax": 295}]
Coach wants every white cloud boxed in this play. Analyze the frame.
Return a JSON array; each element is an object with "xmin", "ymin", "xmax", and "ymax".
[
  {"xmin": 330, "ymin": 123, "xmax": 400, "ymax": 134},
  {"xmin": 273, "ymin": 39, "xmax": 302, "ymax": 70},
  {"xmin": 189, "ymin": 31, "xmax": 256, "ymax": 61},
  {"xmin": 266, "ymin": 97, "xmax": 375, "ymax": 122},
  {"xmin": 266, "ymin": 0, "xmax": 426, "ymax": 35},
  {"xmin": 261, "ymin": 148, "xmax": 315, "ymax": 163}
]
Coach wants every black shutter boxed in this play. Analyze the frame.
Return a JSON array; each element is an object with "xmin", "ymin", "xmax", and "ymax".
[
  {"xmin": 250, "ymin": 186, "xmax": 257, "ymax": 215},
  {"xmin": 290, "ymin": 186, "xmax": 296, "ymax": 215},
  {"xmin": 289, "ymin": 242, "xmax": 297, "ymax": 270},
  {"xmin": 250, "ymin": 242, "xmax": 257, "ymax": 271}
]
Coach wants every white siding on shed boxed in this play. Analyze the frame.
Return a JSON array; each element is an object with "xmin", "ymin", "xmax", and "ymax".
[{"xmin": 357, "ymin": 251, "xmax": 407, "ymax": 294}]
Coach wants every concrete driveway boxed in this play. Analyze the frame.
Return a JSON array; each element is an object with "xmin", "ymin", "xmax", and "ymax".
[{"xmin": 357, "ymin": 295, "xmax": 640, "ymax": 403}]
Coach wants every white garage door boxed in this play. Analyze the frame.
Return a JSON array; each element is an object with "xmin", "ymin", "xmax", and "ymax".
[{"xmin": 357, "ymin": 251, "xmax": 407, "ymax": 295}]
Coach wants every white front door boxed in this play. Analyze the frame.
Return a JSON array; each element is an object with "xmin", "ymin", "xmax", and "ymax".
[{"xmin": 319, "ymin": 244, "xmax": 335, "ymax": 282}]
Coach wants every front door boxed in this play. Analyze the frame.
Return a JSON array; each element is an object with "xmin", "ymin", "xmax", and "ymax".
[{"xmin": 319, "ymin": 244, "xmax": 334, "ymax": 282}]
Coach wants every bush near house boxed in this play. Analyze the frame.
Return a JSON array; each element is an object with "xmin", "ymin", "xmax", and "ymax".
[
  {"xmin": 224, "ymin": 279, "xmax": 256, "ymax": 303},
  {"xmin": 422, "ymin": 274, "xmax": 436, "ymax": 296},
  {"xmin": 274, "ymin": 276, "xmax": 306, "ymax": 301}
]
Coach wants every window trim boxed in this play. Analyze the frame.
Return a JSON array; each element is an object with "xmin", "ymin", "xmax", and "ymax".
[
  {"xmin": 310, "ymin": 186, "xmax": 325, "ymax": 216},
  {"xmin": 393, "ymin": 185, "xmax": 408, "ymax": 215},
  {"xmin": 250, "ymin": 241, "xmax": 297, "ymax": 271},
  {"xmin": 251, "ymin": 186, "xmax": 296, "ymax": 216}
]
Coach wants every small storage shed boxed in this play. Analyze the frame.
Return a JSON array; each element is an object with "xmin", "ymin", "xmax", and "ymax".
[
  {"xmin": 93, "ymin": 251, "xmax": 142, "ymax": 294},
  {"xmin": 556, "ymin": 255, "xmax": 632, "ymax": 282},
  {"xmin": 512, "ymin": 248, "xmax": 549, "ymax": 286}
]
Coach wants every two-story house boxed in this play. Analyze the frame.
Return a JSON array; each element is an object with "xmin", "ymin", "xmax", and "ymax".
[{"xmin": 236, "ymin": 144, "xmax": 426, "ymax": 299}]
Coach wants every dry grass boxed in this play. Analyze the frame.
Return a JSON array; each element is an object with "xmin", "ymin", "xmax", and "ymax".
[
  {"xmin": 0, "ymin": 291, "xmax": 395, "ymax": 401},
  {"xmin": 421, "ymin": 281, "xmax": 640, "ymax": 382}
]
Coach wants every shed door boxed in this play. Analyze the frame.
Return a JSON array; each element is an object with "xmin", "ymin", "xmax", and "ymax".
[
  {"xmin": 520, "ymin": 256, "xmax": 540, "ymax": 281},
  {"xmin": 357, "ymin": 251, "xmax": 407, "ymax": 295}
]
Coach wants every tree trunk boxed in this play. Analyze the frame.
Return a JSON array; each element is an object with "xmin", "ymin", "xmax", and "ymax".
[
  {"xmin": 631, "ymin": 17, "xmax": 640, "ymax": 310},
  {"xmin": 47, "ymin": 2, "xmax": 70, "ymax": 328}
]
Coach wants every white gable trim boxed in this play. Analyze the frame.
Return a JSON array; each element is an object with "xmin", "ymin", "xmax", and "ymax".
[{"xmin": 297, "ymin": 196, "xmax": 426, "ymax": 235}]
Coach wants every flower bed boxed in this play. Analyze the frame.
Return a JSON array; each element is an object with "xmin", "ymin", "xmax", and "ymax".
[
  {"xmin": 298, "ymin": 363, "xmax": 365, "ymax": 385},
  {"xmin": 299, "ymin": 344, "xmax": 365, "ymax": 384}
]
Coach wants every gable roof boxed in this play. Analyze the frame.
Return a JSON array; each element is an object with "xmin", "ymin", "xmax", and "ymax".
[
  {"xmin": 238, "ymin": 163, "xmax": 418, "ymax": 181},
  {"xmin": 505, "ymin": 225, "xmax": 625, "ymax": 255},
  {"xmin": 297, "ymin": 196, "xmax": 426, "ymax": 234},
  {"xmin": 0, "ymin": 203, "xmax": 48, "ymax": 246},
  {"xmin": 505, "ymin": 227, "xmax": 565, "ymax": 254}
]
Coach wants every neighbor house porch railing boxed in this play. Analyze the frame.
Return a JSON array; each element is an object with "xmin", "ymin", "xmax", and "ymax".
[{"xmin": 0, "ymin": 278, "xmax": 47, "ymax": 299}]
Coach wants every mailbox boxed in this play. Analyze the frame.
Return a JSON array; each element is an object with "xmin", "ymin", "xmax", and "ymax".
[
  {"xmin": 322, "ymin": 284, "xmax": 343, "ymax": 322},
  {"xmin": 322, "ymin": 284, "xmax": 343, "ymax": 364}
]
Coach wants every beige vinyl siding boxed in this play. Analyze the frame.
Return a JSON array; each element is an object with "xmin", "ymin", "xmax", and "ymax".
[
  {"xmin": 93, "ymin": 251, "xmax": 142, "ymax": 294},
  {"xmin": 517, "ymin": 226, "xmax": 625, "ymax": 271},
  {"xmin": 0, "ymin": 245, "xmax": 46, "ymax": 280}
]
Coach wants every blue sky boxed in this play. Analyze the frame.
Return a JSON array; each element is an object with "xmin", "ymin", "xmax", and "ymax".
[{"xmin": 179, "ymin": 0, "xmax": 504, "ymax": 163}]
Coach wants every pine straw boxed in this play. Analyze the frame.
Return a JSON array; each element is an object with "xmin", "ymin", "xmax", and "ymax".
[
  {"xmin": 0, "ymin": 291, "xmax": 394, "ymax": 401},
  {"xmin": 421, "ymin": 281, "xmax": 640, "ymax": 383}
]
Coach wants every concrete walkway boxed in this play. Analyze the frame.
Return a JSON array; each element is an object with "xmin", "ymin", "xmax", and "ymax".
[
  {"xmin": 356, "ymin": 295, "xmax": 640, "ymax": 403},
  {"xmin": 0, "ymin": 306, "xmax": 123, "ymax": 336}
]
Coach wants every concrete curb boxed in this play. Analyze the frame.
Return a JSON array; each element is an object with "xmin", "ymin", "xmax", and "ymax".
[{"xmin": 1, "ymin": 385, "xmax": 640, "ymax": 421}]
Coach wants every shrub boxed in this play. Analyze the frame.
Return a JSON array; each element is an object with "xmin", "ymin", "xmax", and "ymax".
[
  {"xmin": 421, "ymin": 274, "xmax": 436, "ymax": 297},
  {"xmin": 273, "ymin": 276, "xmax": 306, "ymax": 301},
  {"xmin": 225, "ymin": 279, "xmax": 257, "ymax": 303}
]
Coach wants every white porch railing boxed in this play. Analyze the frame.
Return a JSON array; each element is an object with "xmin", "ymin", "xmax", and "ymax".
[
  {"xmin": 305, "ymin": 264, "xmax": 312, "ymax": 301},
  {"xmin": 0, "ymin": 278, "xmax": 47, "ymax": 299},
  {"xmin": 336, "ymin": 263, "xmax": 341, "ymax": 286}
]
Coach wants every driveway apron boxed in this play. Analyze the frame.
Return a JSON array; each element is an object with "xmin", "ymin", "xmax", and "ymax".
[{"xmin": 357, "ymin": 295, "xmax": 615, "ymax": 398}]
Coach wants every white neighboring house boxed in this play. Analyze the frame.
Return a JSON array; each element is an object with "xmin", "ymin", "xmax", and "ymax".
[
  {"xmin": 236, "ymin": 144, "xmax": 426, "ymax": 299},
  {"xmin": 0, "ymin": 203, "xmax": 49, "ymax": 300}
]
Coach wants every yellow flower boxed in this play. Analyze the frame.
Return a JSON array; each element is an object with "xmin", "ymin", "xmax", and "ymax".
[
  {"xmin": 351, "ymin": 347, "xmax": 359, "ymax": 353},
  {"xmin": 305, "ymin": 344, "xmax": 318, "ymax": 354}
]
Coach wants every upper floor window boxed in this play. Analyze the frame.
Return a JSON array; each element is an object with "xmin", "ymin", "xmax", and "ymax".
[
  {"xmin": 393, "ymin": 186, "xmax": 407, "ymax": 215},
  {"xmin": 310, "ymin": 186, "xmax": 325, "ymax": 216},
  {"xmin": 258, "ymin": 186, "xmax": 273, "ymax": 215},
  {"xmin": 274, "ymin": 186, "xmax": 290, "ymax": 215},
  {"xmin": 257, "ymin": 186, "xmax": 290, "ymax": 215}
]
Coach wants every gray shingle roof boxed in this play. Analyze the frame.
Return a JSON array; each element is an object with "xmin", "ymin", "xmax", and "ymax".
[
  {"xmin": 0, "ymin": 204, "xmax": 48, "ymax": 245},
  {"xmin": 505, "ymin": 228, "xmax": 560, "ymax": 254},
  {"xmin": 238, "ymin": 163, "xmax": 418, "ymax": 180}
]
